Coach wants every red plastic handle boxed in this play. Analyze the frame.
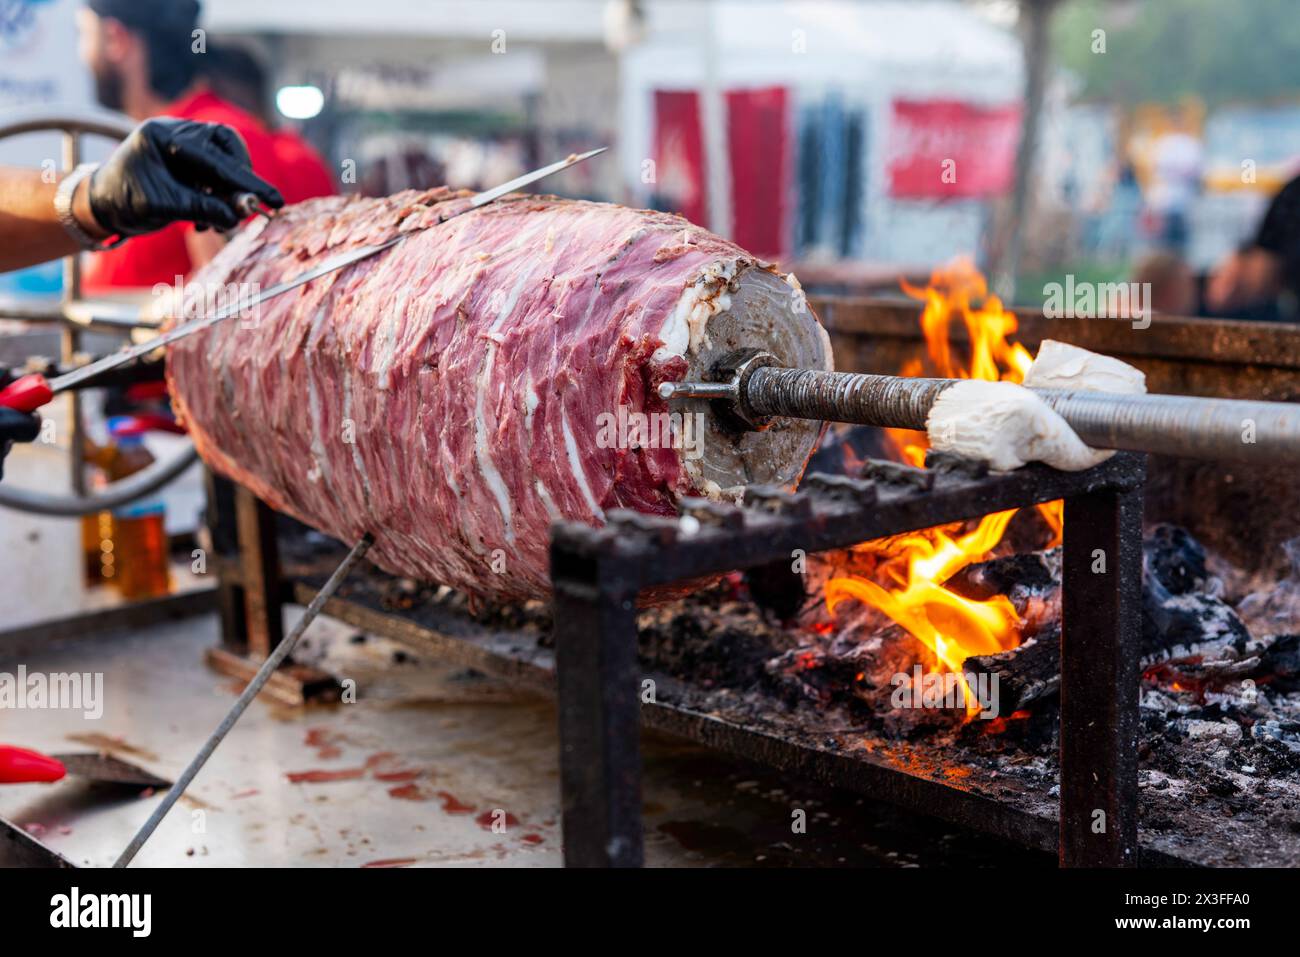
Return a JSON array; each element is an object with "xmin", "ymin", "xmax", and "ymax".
[
  {"xmin": 0, "ymin": 745, "xmax": 67, "ymax": 784},
  {"xmin": 0, "ymin": 373, "xmax": 54, "ymax": 414}
]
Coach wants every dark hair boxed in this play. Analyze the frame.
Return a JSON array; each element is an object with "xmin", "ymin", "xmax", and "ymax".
[
  {"xmin": 87, "ymin": 0, "xmax": 202, "ymax": 100},
  {"xmin": 202, "ymin": 43, "xmax": 269, "ymax": 116}
]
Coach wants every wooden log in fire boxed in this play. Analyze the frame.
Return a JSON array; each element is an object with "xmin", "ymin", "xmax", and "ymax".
[{"xmin": 964, "ymin": 622, "xmax": 1061, "ymax": 714}]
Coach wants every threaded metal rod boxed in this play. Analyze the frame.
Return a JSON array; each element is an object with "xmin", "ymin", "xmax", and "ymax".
[
  {"xmin": 744, "ymin": 366, "xmax": 1300, "ymax": 465},
  {"xmin": 746, "ymin": 367, "xmax": 951, "ymax": 430}
]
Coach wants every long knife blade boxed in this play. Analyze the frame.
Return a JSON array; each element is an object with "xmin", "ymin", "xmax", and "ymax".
[
  {"xmin": 46, "ymin": 147, "xmax": 608, "ymax": 395},
  {"xmin": 467, "ymin": 146, "xmax": 606, "ymax": 208}
]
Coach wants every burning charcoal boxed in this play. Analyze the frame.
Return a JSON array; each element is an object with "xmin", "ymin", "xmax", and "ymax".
[
  {"xmin": 946, "ymin": 549, "xmax": 1061, "ymax": 635},
  {"xmin": 963, "ymin": 622, "xmax": 1061, "ymax": 713},
  {"xmin": 1251, "ymin": 719, "xmax": 1300, "ymax": 756},
  {"xmin": 806, "ymin": 425, "xmax": 893, "ymax": 475},
  {"xmin": 1143, "ymin": 654, "xmax": 1263, "ymax": 698},
  {"xmin": 947, "ymin": 551, "xmax": 1056, "ymax": 599},
  {"xmin": 766, "ymin": 643, "xmax": 872, "ymax": 709},
  {"xmin": 1182, "ymin": 718, "xmax": 1244, "ymax": 748},
  {"xmin": 1142, "ymin": 535, "xmax": 1250, "ymax": 661},
  {"xmin": 1141, "ymin": 588, "xmax": 1250, "ymax": 661},
  {"xmin": 1257, "ymin": 634, "xmax": 1300, "ymax": 691},
  {"xmin": 999, "ymin": 508, "xmax": 1063, "ymax": 557},
  {"xmin": 636, "ymin": 593, "xmax": 798, "ymax": 689},
  {"xmin": 1144, "ymin": 524, "xmax": 1209, "ymax": 595},
  {"xmin": 1238, "ymin": 537, "xmax": 1300, "ymax": 638},
  {"xmin": 765, "ymin": 620, "xmax": 934, "ymax": 721}
]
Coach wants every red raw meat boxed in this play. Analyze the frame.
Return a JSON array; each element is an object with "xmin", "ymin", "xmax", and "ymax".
[{"xmin": 166, "ymin": 188, "xmax": 827, "ymax": 602}]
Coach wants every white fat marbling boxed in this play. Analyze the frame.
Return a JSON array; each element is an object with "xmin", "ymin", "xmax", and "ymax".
[{"xmin": 652, "ymin": 259, "xmax": 738, "ymax": 362}]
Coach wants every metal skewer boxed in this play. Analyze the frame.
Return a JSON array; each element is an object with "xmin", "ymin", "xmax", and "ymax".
[
  {"xmin": 113, "ymin": 533, "xmax": 374, "ymax": 868},
  {"xmin": 661, "ymin": 351, "xmax": 1300, "ymax": 465}
]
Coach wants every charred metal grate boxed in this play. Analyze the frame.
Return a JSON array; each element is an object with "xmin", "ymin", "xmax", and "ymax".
[{"xmin": 551, "ymin": 452, "xmax": 1146, "ymax": 867}]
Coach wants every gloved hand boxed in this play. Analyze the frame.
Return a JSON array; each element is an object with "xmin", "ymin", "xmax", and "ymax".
[
  {"xmin": 87, "ymin": 118, "xmax": 284, "ymax": 237},
  {"xmin": 0, "ymin": 407, "xmax": 40, "ymax": 481},
  {"xmin": 926, "ymin": 340, "xmax": 1147, "ymax": 471}
]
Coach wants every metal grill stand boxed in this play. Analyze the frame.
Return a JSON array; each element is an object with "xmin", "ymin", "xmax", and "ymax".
[
  {"xmin": 552, "ymin": 453, "xmax": 1145, "ymax": 867},
  {"xmin": 204, "ymin": 472, "xmax": 340, "ymax": 705}
]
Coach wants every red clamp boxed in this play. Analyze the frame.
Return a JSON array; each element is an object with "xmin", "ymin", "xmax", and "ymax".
[
  {"xmin": 0, "ymin": 374, "xmax": 54, "ymax": 414},
  {"xmin": 0, "ymin": 745, "xmax": 67, "ymax": 784}
]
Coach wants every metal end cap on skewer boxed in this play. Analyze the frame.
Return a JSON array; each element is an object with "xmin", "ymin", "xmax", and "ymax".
[{"xmin": 658, "ymin": 349, "xmax": 779, "ymax": 433}]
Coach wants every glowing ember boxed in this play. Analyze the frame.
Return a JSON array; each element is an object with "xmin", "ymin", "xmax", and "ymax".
[{"xmin": 826, "ymin": 259, "xmax": 1063, "ymax": 715}]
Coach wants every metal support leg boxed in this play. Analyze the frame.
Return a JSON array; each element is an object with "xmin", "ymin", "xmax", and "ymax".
[
  {"xmin": 234, "ymin": 485, "xmax": 284, "ymax": 656},
  {"xmin": 552, "ymin": 549, "xmax": 644, "ymax": 867},
  {"xmin": 202, "ymin": 478, "xmax": 336, "ymax": 705},
  {"xmin": 204, "ymin": 470, "xmax": 247, "ymax": 650},
  {"xmin": 1059, "ymin": 474, "xmax": 1143, "ymax": 867},
  {"xmin": 61, "ymin": 129, "xmax": 86, "ymax": 499}
]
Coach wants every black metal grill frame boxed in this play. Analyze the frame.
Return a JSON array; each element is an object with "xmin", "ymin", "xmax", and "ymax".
[
  {"xmin": 204, "ymin": 452, "xmax": 1146, "ymax": 866},
  {"xmin": 551, "ymin": 453, "xmax": 1146, "ymax": 867}
]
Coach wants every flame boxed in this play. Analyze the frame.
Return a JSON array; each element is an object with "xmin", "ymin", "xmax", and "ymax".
[
  {"xmin": 890, "ymin": 257, "xmax": 1062, "ymax": 544},
  {"xmin": 826, "ymin": 259, "xmax": 1063, "ymax": 716},
  {"xmin": 827, "ymin": 510, "xmax": 1020, "ymax": 714}
]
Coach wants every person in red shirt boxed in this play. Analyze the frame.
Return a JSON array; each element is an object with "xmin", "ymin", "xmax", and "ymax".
[
  {"xmin": 202, "ymin": 44, "xmax": 337, "ymax": 205},
  {"xmin": 76, "ymin": 0, "xmax": 301, "ymax": 291}
]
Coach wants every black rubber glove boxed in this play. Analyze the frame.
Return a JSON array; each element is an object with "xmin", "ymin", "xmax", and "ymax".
[
  {"xmin": 0, "ymin": 407, "xmax": 40, "ymax": 481},
  {"xmin": 88, "ymin": 118, "xmax": 285, "ymax": 237}
]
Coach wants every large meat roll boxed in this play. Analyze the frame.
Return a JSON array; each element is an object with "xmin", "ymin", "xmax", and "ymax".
[{"xmin": 167, "ymin": 188, "xmax": 830, "ymax": 601}]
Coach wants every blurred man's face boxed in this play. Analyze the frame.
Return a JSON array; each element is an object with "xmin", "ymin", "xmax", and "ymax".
[{"xmin": 76, "ymin": 9, "xmax": 124, "ymax": 111}]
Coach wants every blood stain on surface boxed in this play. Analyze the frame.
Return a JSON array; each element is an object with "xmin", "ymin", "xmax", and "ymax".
[
  {"xmin": 388, "ymin": 783, "xmax": 429, "ymax": 801},
  {"xmin": 373, "ymin": 769, "xmax": 422, "ymax": 782},
  {"xmin": 361, "ymin": 857, "xmax": 419, "ymax": 868},
  {"xmin": 436, "ymin": 791, "xmax": 475, "ymax": 814},
  {"xmin": 286, "ymin": 768, "xmax": 366, "ymax": 784},
  {"xmin": 231, "ymin": 789, "xmax": 260, "ymax": 799},
  {"xmin": 521, "ymin": 833, "xmax": 545, "ymax": 845},
  {"xmin": 474, "ymin": 810, "xmax": 520, "ymax": 830},
  {"xmin": 304, "ymin": 727, "xmax": 346, "ymax": 760}
]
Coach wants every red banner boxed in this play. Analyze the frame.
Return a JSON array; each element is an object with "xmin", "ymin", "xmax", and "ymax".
[
  {"xmin": 727, "ymin": 86, "xmax": 789, "ymax": 259},
  {"xmin": 652, "ymin": 90, "xmax": 708, "ymax": 228},
  {"xmin": 887, "ymin": 99, "xmax": 1022, "ymax": 198}
]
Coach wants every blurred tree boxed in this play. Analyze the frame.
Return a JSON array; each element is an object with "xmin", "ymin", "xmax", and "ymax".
[{"xmin": 1053, "ymin": 0, "xmax": 1300, "ymax": 104}]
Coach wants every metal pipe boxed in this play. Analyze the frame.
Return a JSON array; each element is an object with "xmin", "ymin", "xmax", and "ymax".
[
  {"xmin": 61, "ymin": 128, "xmax": 87, "ymax": 499},
  {"xmin": 0, "ymin": 446, "xmax": 199, "ymax": 516},
  {"xmin": 1032, "ymin": 388, "xmax": 1300, "ymax": 464},
  {"xmin": 113, "ymin": 533, "xmax": 374, "ymax": 868},
  {"xmin": 658, "ymin": 381, "xmax": 739, "ymax": 401},
  {"xmin": 736, "ymin": 366, "xmax": 1300, "ymax": 465}
]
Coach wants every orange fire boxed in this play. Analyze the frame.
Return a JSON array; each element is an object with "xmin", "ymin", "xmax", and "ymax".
[
  {"xmin": 825, "ymin": 259, "xmax": 1063, "ymax": 715},
  {"xmin": 886, "ymin": 258, "xmax": 1035, "ymax": 466}
]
